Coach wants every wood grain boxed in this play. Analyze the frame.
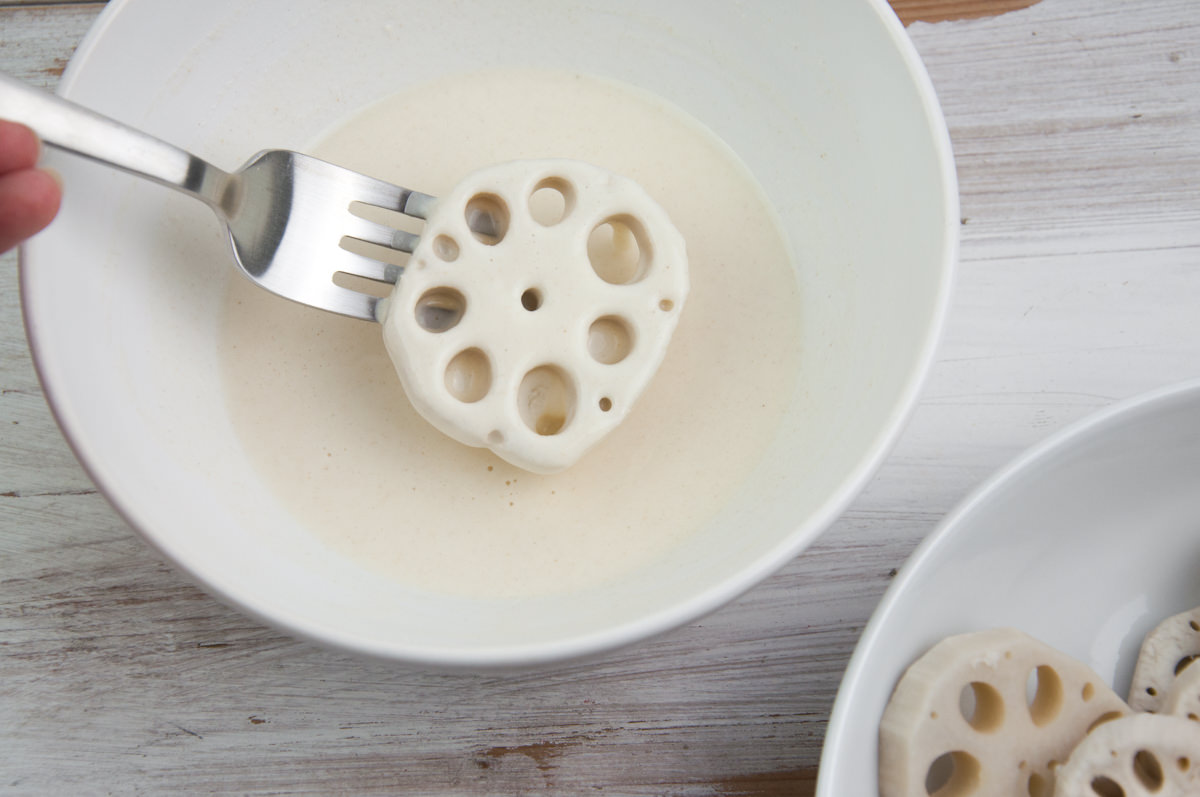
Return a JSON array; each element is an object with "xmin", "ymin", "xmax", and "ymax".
[
  {"xmin": 888, "ymin": 0, "xmax": 1042, "ymax": 25},
  {"xmin": 3, "ymin": 1, "xmax": 1200, "ymax": 794},
  {"xmin": 0, "ymin": 3, "xmax": 104, "ymax": 89}
]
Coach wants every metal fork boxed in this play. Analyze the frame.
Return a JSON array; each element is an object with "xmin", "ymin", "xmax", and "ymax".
[{"xmin": 1, "ymin": 74, "xmax": 431, "ymax": 321}]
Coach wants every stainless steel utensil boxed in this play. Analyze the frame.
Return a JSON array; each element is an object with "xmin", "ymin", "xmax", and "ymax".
[{"xmin": 1, "ymin": 73, "xmax": 431, "ymax": 321}]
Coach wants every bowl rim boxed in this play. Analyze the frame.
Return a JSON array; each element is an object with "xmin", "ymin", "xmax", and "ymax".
[
  {"xmin": 815, "ymin": 376, "xmax": 1200, "ymax": 793},
  {"xmin": 20, "ymin": 0, "xmax": 959, "ymax": 668}
]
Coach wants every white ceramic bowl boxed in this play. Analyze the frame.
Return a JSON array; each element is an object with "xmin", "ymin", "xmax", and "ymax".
[
  {"xmin": 818, "ymin": 379, "xmax": 1200, "ymax": 794},
  {"xmin": 22, "ymin": 0, "xmax": 956, "ymax": 667}
]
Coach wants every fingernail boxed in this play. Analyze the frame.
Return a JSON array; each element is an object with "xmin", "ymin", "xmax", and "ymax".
[
  {"xmin": 20, "ymin": 123, "xmax": 45, "ymax": 162},
  {"xmin": 41, "ymin": 166, "xmax": 63, "ymax": 190}
]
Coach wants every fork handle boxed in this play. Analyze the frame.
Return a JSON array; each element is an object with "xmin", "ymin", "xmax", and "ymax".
[{"xmin": 0, "ymin": 73, "xmax": 231, "ymax": 209}]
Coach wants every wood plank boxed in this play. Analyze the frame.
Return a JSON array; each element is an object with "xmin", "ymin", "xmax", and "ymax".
[
  {"xmin": 3, "ymin": 0, "xmax": 1200, "ymax": 794},
  {"xmin": 889, "ymin": 0, "xmax": 1042, "ymax": 25},
  {"xmin": 0, "ymin": 3, "xmax": 105, "ymax": 90}
]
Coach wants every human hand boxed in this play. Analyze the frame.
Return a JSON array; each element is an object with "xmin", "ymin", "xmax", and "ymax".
[{"xmin": 1, "ymin": 120, "xmax": 62, "ymax": 254}]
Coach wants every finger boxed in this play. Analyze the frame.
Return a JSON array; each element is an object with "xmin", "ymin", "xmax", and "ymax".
[
  {"xmin": 0, "ymin": 121, "xmax": 42, "ymax": 175},
  {"xmin": 0, "ymin": 168, "xmax": 63, "ymax": 253}
]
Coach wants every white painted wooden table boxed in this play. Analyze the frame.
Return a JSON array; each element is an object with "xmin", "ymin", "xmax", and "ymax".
[{"xmin": 2, "ymin": 1, "xmax": 1198, "ymax": 793}]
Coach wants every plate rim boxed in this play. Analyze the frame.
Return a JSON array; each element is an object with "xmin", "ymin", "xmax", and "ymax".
[
  {"xmin": 19, "ymin": 0, "xmax": 961, "ymax": 668},
  {"xmin": 815, "ymin": 376, "xmax": 1200, "ymax": 794}
]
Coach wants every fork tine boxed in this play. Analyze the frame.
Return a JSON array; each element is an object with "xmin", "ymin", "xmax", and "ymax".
[
  {"xmin": 323, "ymin": 284, "xmax": 380, "ymax": 322},
  {"xmin": 333, "ymin": 248, "xmax": 404, "ymax": 284},
  {"xmin": 352, "ymin": 176, "xmax": 436, "ymax": 221},
  {"xmin": 341, "ymin": 215, "xmax": 421, "ymax": 254}
]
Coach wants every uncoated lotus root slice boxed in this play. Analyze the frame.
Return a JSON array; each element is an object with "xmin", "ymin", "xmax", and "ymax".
[
  {"xmin": 1161, "ymin": 656, "xmax": 1200, "ymax": 721},
  {"xmin": 381, "ymin": 159, "xmax": 688, "ymax": 474},
  {"xmin": 1052, "ymin": 714, "xmax": 1200, "ymax": 796},
  {"xmin": 879, "ymin": 628, "xmax": 1128, "ymax": 797},
  {"xmin": 1128, "ymin": 605, "xmax": 1200, "ymax": 713}
]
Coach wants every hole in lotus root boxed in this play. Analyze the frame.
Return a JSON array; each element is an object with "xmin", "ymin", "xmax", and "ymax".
[
  {"xmin": 588, "ymin": 316, "xmax": 634, "ymax": 365},
  {"xmin": 415, "ymin": 287, "xmax": 466, "ymax": 333},
  {"xmin": 958, "ymin": 682, "xmax": 1004, "ymax": 733},
  {"xmin": 521, "ymin": 288, "xmax": 543, "ymax": 312},
  {"xmin": 1087, "ymin": 711, "xmax": 1125, "ymax": 734},
  {"xmin": 1082, "ymin": 682, "xmax": 1096, "ymax": 702},
  {"xmin": 518, "ymin": 365, "xmax": 575, "ymax": 436},
  {"xmin": 445, "ymin": 348, "xmax": 492, "ymax": 404},
  {"xmin": 465, "ymin": 193, "xmax": 509, "ymax": 246},
  {"xmin": 1133, "ymin": 750, "xmax": 1164, "ymax": 791},
  {"xmin": 1175, "ymin": 654, "xmax": 1199, "ymax": 675},
  {"xmin": 433, "ymin": 234, "xmax": 460, "ymax": 262},
  {"xmin": 1089, "ymin": 776, "xmax": 1125, "ymax": 797},
  {"xmin": 588, "ymin": 215, "xmax": 650, "ymax": 284},
  {"xmin": 924, "ymin": 751, "xmax": 980, "ymax": 797},
  {"xmin": 1027, "ymin": 773, "xmax": 1049, "ymax": 797},
  {"xmin": 1025, "ymin": 665, "xmax": 1064, "ymax": 727},
  {"xmin": 598, "ymin": 397, "xmax": 613, "ymax": 412},
  {"xmin": 529, "ymin": 177, "xmax": 574, "ymax": 227},
  {"xmin": 1179, "ymin": 757, "xmax": 1192, "ymax": 773}
]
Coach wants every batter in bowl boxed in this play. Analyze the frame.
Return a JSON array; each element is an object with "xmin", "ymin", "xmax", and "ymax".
[{"xmin": 219, "ymin": 68, "xmax": 802, "ymax": 599}]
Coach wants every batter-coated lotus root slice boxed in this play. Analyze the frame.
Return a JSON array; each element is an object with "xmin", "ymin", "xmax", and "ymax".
[
  {"xmin": 380, "ymin": 159, "xmax": 689, "ymax": 474},
  {"xmin": 1128, "ymin": 605, "xmax": 1200, "ymax": 713},
  {"xmin": 879, "ymin": 628, "xmax": 1129, "ymax": 797},
  {"xmin": 1052, "ymin": 713, "xmax": 1200, "ymax": 796},
  {"xmin": 1161, "ymin": 654, "xmax": 1200, "ymax": 721}
]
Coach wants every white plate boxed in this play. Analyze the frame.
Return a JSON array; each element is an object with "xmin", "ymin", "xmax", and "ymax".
[
  {"xmin": 22, "ymin": 0, "xmax": 956, "ymax": 666},
  {"xmin": 817, "ymin": 379, "xmax": 1200, "ymax": 793}
]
